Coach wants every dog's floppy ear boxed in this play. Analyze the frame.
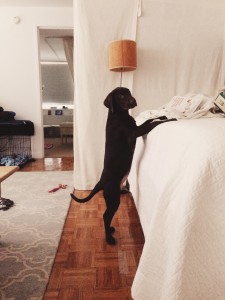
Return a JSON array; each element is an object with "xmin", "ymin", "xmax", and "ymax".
[{"xmin": 104, "ymin": 91, "xmax": 114, "ymax": 112}]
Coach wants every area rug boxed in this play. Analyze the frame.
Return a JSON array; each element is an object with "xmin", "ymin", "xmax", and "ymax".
[{"xmin": 0, "ymin": 171, "xmax": 74, "ymax": 300}]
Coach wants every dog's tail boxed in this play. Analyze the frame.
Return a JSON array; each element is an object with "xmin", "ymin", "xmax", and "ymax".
[{"xmin": 70, "ymin": 181, "xmax": 102, "ymax": 203}]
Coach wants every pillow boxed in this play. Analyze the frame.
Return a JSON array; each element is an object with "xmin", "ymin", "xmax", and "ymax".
[
  {"xmin": 0, "ymin": 111, "xmax": 16, "ymax": 121},
  {"xmin": 5, "ymin": 111, "xmax": 16, "ymax": 119}
]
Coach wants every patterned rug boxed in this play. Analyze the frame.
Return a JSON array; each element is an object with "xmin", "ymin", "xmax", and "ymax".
[{"xmin": 0, "ymin": 171, "xmax": 73, "ymax": 300}]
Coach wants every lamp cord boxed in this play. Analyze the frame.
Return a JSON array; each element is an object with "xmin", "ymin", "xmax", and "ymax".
[{"xmin": 120, "ymin": 70, "xmax": 123, "ymax": 87}]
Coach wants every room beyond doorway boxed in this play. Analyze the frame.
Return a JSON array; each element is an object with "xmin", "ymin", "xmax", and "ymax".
[{"xmin": 38, "ymin": 27, "xmax": 74, "ymax": 158}]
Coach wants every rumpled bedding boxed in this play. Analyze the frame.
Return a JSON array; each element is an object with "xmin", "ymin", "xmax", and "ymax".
[
  {"xmin": 129, "ymin": 117, "xmax": 225, "ymax": 300},
  {"xmin": 135, "ymin": 93, "xmax": 224, "ymax": 125}
]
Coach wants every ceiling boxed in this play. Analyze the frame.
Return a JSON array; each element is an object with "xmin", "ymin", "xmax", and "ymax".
[
  {"xmin": 0, "ymin": 0, "xmax": 72, "ymax": 6},
  {"xmin": 39, "ymin": 28, "xmax": 73, "ymax": 63}
]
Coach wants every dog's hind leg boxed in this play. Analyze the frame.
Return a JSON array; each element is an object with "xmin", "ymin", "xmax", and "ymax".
[{"xmin": 103, "ymin": 182, "xmax": 120, "ymax": 245}]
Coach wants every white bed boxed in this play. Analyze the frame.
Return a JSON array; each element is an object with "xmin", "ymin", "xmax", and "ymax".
[{"xmin": 129, "ymin": 117, "xmax": 225, "ymax": 300}]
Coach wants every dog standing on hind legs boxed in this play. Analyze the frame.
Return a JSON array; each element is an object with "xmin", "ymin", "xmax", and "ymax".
[{"xmin": 71, "ymin": 87, "xmax": 176, "ymax": 245}]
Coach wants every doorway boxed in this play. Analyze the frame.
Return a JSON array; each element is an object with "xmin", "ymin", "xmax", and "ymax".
[{"xmin": 38, "ymin": 27, "xmax": 74, "ymax": 158}]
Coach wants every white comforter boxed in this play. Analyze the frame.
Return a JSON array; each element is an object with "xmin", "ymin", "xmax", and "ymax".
[{"xmin": 129, "ymin": 118, "xmax": 225, "ymax": 300}]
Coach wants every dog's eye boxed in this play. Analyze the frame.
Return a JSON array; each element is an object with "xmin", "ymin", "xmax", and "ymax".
[{"xmin": 119, "ymin": 94, "xmax": 125, "ymax": 99}]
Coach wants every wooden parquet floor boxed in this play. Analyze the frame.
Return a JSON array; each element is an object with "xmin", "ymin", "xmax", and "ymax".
[{"xmin": 22, "ymin": 158, "xmax": 144, "ymax": 300}]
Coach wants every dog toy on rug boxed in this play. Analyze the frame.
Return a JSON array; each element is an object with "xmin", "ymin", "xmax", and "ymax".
[{"xmin": 48, "ymin": 184, "xmax": 67, "ymax": 193}]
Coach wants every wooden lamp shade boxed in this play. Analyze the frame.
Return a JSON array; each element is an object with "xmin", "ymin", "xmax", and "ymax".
[{"xmin": 108, "ymin": 40, "xmax": 137, "ymax": 72}]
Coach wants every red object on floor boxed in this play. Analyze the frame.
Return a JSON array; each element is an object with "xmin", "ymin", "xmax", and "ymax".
[
  {"xmin": 44, "ymin": 144, "xmax": 53, "ymax": 150},
  {"xmin": 48, "ymin": 184, "xmax": 68, "ymax": 193}
]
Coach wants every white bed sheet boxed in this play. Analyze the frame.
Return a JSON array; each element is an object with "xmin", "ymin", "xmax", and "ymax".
[{"xmin": 129, "ymin": 118, "xmax": 225, "ymax": 300}]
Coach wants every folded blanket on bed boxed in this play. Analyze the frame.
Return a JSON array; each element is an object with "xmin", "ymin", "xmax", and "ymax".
[{"xmin": 136, "ymin": 93, "xmax": 224, "ymax": 125}]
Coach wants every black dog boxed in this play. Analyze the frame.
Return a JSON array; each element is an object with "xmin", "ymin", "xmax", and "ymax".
[{"xmin": 71, "ymin": 87, "xmax": 176, "ymax": 245}]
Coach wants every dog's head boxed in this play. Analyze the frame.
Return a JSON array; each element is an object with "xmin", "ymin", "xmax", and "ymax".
[{"xmin": 104, "ymin": 87, "xmax": 137, "ymax": 113}]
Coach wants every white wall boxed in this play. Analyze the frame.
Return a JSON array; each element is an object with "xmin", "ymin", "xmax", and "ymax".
[
  {"xmin": 41, "ymin": 64, "xmax": 74, "ymax": 105},
  {"xmin": 0, "ymin": 6, "xmax": 73, "ymax": 158}
]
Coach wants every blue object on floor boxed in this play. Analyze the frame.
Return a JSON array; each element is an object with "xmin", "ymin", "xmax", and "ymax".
[{"xmin": 0, "ymin": 154, "xmax": 33, "ymax": 168}]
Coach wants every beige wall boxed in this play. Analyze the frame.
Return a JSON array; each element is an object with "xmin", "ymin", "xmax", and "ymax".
[{"xmin": 0, "ymin": 5, "xmax": 73, "ymax": 158}]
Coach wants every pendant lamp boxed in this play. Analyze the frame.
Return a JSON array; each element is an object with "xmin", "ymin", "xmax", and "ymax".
[{"xmin": 108, "ymin": 40, "xmax": 137, "ymax": 86}]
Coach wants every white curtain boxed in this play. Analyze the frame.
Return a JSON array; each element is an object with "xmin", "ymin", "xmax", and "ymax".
[
  {"xmin": 132, "ymin": 0, "xmax": 225, "ymax": 116},
  {"xmin": 63, "ymin": 37, "xmax": 74, "ymax": 81},
  {"xmin": 73, "ymin": 0, "xmax": 139, "ymax": 189}
]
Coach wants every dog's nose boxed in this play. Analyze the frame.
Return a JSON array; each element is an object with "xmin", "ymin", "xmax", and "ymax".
[{"xmin": 130, "ymin": 98, "xmax": 137, "ymax": 107}]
